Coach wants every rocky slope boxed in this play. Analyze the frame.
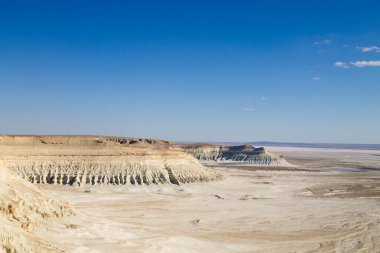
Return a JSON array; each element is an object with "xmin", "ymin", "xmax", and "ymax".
[
  {"xmin": 177, "ymin": 144, "xmax": 293, "ymax": 167},
  {"xmin": 0, "ymin": 160, "xmax": 74, "ymax": 253},
  {"xmin": 0, "ymin": 136, "xmax": 222, "ymax": 186}
]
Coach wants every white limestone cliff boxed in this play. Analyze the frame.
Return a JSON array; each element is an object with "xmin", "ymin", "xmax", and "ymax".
[
  {"xmin": 176, "ymin": 144, "xmax": 293, "ymax": 167},
  {"xmin": 0, "ymin": 136, "xmax": 222, "ymax": 186}
]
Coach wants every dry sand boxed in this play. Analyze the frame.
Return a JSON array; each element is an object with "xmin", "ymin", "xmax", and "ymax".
[{"xmin": 38, "ymin": 147, "xmax": 380, "ymax": 252}]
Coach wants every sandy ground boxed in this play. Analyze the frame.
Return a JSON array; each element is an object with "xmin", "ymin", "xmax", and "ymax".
[{"xmin": 39, "ymin": 147, "xmax": 380, "ymax": 252}]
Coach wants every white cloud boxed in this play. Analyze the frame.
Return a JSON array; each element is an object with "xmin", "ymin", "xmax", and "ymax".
[
  {"xmin": 243, "ymin": 107, "xmax": 255, "ymax": 112},
  {"xmin": 356, "ymin": 46, "xmax": 380, "ymax": 52},
  {"xmin": 334, "ymin": 61, "xmax": 349, "ymax": 68},
  {"xmin": 350, "ymin": 61, "xmax": 380, "ymax": 67},
  {"xmin": 313, "ymin": 77, "xmax": 320, "ymax": 81},
  {"xmin": 314, "ymin": 39, "xmax": 332, "ymax": 45},
  {"xmin": 260, "ymin": 96, "xmax": 267, "ymax": 101}
]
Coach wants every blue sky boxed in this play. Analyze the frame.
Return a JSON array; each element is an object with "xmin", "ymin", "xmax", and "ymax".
[{"xmin": 0, "ymin": 0, "xmax": 379, "ymax": 143}]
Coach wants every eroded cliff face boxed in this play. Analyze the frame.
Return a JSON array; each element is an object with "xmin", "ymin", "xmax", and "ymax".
[
  {"xmin": 0, "ymin": 136, "xmax": 222, "ymax": 252},
  {"xmin": 176, "ymin": 144, "xmax": 293, "ymax": 167},
  {"xmin": 0, "ymin": 160, "xmax": 74, "ymax": 253},
  {"xmin": 0, "ymin": 136, "xmax": 222, "ymax": 186}
]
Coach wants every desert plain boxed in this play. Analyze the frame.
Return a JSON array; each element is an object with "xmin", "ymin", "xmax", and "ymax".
[{"xmin": 1, "ymin": 137, "xmax": 380, "ymax": 252}]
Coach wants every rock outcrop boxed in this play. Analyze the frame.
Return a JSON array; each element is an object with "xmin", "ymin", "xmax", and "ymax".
[
  {"xmin": 0, "ymin": 136, "xmax": 222, "ymax": 186},
  {"xmin": 0, "ymin": 160, "xmax": 74, "ymax": 253},
  {"xmin": 177, "ymin": 144, "xmax": 293, "ymax": 167}
]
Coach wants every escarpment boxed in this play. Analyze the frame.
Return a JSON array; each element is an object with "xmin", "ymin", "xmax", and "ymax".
[
  {"xmin": 176, "ymin": 144, "xmax": 293, "ymax": 167},
  {"xmin": 0, "ymin": 136, "xmax": 222, "ymax": 186}
]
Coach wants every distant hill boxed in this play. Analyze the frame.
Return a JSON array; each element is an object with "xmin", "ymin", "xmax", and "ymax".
[{"xmin": 210, "ymin": 141, "xmax": 380, "ymax": 151}]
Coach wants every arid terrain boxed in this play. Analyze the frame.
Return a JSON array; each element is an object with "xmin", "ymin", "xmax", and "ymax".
[{"xmin": 1, "ymin": 136, "xmax": 380, "ymax": 252}]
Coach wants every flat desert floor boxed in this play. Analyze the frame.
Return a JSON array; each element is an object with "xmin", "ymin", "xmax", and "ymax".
[{"xmin": 40, "ymin": 147, "xmax": 380, "ymax": 252}]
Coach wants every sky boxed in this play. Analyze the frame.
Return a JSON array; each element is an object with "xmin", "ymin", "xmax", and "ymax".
[{"xmin": 0, "ymin": 0, "xmax": 379, "ymax": 143}]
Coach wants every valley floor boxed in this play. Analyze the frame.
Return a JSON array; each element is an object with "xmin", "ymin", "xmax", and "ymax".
[{"xmin": 40, "ymin": 147, "xmax": 380, "ymax": 252}]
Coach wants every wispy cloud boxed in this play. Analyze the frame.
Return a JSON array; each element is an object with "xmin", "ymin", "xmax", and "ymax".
[
  {"xmin": 243, "ymin": 107, "xmax": 255, "ymax": 112},
  {"xmin": 334, "ymin": 61, "xmax": 349, "ymax": 68},
  {"xmin": 260, "ymin": 96, "xmax": 267, "ymax": 101},
  {"xmin": 314, "ymin": 39, "xmax": 332, "ymax": 45},
  {"xmin": 335, "ymin": 60, "xmax": 380, "ymax": 68},
  {"xmin": 350, "ymin": 61, "xmax": 380, "ymax": 67},
  {"xmin": 313, "ymin": 77, "xmax": 320, "ymax": 81},
  {"xmin": 356, "ymin": 46, "xmax": 380, "ymax": 52}
]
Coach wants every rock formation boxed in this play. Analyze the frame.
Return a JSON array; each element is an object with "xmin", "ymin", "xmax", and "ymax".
[
  {"xmin": 0, "ymin": 136, "xmax": 222, "ymax": 186},
  {"xmin": 0, "ymin": 159, "xmax": 74, "ymax": 252},
  {"xmin": 177, "ymin": 144, "xmax": 293, "ymax": 167}
]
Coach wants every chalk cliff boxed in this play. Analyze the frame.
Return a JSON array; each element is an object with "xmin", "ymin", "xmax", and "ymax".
[
  {"xmin": 0, "ymin": 136, "xmax": 222, "ymax": 186},
  {"xmin": 177, "ymin": 144, "xmax": 293, "ymax": 167}
]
